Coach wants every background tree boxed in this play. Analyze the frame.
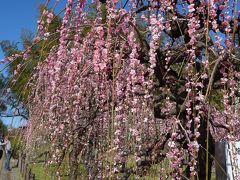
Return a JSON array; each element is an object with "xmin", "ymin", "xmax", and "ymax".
[{"xmin": 0, "ymin": 4, "xmax": 61, "ymax": 105}]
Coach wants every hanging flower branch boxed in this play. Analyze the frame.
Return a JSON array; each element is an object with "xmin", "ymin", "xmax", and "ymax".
[{"xmin": 6, "ymin": 0, "xmax": 240, "ymax": 179}]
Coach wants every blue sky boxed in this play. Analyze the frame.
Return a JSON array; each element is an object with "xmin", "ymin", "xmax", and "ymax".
[
  {"xmin": 0, "ymin": 1, "xmax": 45, "ymax": 127},
  {"xmin": 0, "ymin": 0, "xmax": 66, "ymax": 55},
  {"xmin": 0, "ymin": 1, "xmax": 45, "ymax": 56}
]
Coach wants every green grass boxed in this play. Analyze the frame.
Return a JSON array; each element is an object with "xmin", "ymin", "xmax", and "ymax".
[
  {"xmin": 14, "ymin": 167, "xmax": 24, "ymax": 180},
  {"xmin": 22, "ymin": 161, "xmax": 217, "ymax": 179},
  {"xmin": 29, "ymin": 162, "xmax": 88, "ymax": 180},
  {"xmin": 30, "ymin": 163, "xmax": 55, "ymax": 180},
  {"xmin": 21, "ymin": 151, "xmax": 218, "ymax": 180}
]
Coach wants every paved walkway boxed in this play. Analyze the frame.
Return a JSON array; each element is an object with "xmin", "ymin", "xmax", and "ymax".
[
  {"xmin": 0, "ymin": 153, "xmax": 12, "ymax": 180},
  {"xmin": 0, "ymin": 154, "xmax": 20, "ymax": 180}
]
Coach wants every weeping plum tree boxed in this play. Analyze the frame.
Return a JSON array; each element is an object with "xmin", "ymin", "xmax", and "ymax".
[{"xmin": 4, "ymin": 0, "xmax": 240, "ymax": 179}]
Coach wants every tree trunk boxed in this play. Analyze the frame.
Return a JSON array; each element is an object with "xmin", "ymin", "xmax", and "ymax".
[
  {"xmin": 197, "ymin": 120, "xmax": 215, "ymax": 180},
  {"xmin": 69, "ymin": 142, "xmax": 81, "ymax": 180},
  {"xmin": 184, "ymin": 120, "xmax": 215, "ymax": 179}
]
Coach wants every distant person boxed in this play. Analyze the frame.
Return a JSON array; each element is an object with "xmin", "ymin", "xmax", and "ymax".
[
  {"xmin": 0, "ymin": 135, "xmax": 4, "ymax": 160},
  {"xmin": 0, "ymin": 136, "xmax": 11, "ymax": 170}
]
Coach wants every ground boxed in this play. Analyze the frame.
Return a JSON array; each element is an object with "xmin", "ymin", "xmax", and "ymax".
[{"xmin": 0, "ymin": 154, "xmax": 21, "ymax": 180}]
